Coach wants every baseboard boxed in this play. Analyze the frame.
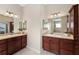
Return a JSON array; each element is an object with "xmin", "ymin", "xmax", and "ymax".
[{"xmin": 27, "ymin": 46, "xmax": 41, "ymax": 54}]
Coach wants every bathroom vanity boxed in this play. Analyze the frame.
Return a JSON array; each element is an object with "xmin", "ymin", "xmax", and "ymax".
[
  {"xmin": 42, "ymin": 4, "xmax": 79, "ymax": 55},
  {"xmin": 0, "ymin": 33, "xmax": 27, "ymax": 55},
  {"xmin": 42, "ymin": 34, "xmax": 74, "ymax": 55}
]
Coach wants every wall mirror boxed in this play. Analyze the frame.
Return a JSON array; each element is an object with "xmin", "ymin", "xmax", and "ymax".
[
  {"xmin": 0, "ymin": 14, "xmax": 14, "ymax": 34},
  {"xmin": 43, "ymin": 14, "xmax": 73, "ymax": 35}
]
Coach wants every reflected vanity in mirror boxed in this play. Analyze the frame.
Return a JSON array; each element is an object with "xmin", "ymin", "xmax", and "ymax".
[
  {"xmin": 0, "ymin": 14, "xmax": 27, "ymax": 34},
  {"xmin": 43, "ymin": 13, "xmax": 74, "ymax": 37},
  {"xmin": 18, "ymin": 20, "xmax": 27, "ymax": 32},
  {"xmin": 0, "ymin": 14, "xmax": 14, "ymax": 34}
]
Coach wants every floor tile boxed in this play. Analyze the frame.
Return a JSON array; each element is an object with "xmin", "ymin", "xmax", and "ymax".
[{"xmin": 14, "ymin": 47, "xmax": 55, "ymax": 55}]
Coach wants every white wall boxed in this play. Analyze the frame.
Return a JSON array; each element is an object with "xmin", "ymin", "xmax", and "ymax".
[
  {"xmin": 44, "ymin": 4, "xmax": 72, "ymax": 18},
  {"xmin": 23, "ymin": 4, "xmax": 45, "ymax": 53},
  {"xmin": 0, "ymin": 4, "xmax": 23, "ymax": 32}
]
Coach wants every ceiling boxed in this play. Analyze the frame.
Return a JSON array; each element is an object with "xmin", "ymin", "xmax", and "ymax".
[{"xmin": 19, "ymin": 4, "xmax": 73, "ymax": 18}]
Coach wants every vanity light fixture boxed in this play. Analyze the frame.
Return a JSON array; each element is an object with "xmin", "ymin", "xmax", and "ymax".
[
  {"xmin": 10, "ymin": 14, "xmax": 14, "ymax": 17},
  {"xmin": 5, "ymin": 11, "xmax": 18, "ymax": 18},
  {"xmin": 50, "ymin": 15, "xmax": 53, "ymax": 18},
  {"xmin": 50, "ymin": 12, "xmax": 62, "ymax": 18},
  {"xmin": 5, "ymin": 12, "xmax": 9, "ymax": 16},
  {"xmin": 58, "ymin": 13, "xmax": 61, "ymax": 16}
]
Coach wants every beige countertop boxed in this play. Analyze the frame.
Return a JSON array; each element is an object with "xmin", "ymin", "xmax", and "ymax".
[
  {"xmin": 0, "ymin": 33, "xmax": 27, "ymax": 40},
  {"xmin": 43, "ymin": 33, "xmax": 74, "ymax": 40}
]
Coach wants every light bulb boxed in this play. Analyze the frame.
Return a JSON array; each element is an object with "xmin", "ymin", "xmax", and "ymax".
[
  {"xmin": 50, "ymin": 15, "xmax": 53, "ymax": 18},
  {"xmin": 14, "ymin": 15, "xmax": 18, "ymax": 18},
  {"xmin": 10, "ymin": 14, "xmax": 13, "ymax": 17},
  {"xmin": 54, "ymin": 14, "xmax": 57, "ymax": 17},
  {"xmin": 5, "ymin": 12, "xmax": 9, "ymax": 16}
]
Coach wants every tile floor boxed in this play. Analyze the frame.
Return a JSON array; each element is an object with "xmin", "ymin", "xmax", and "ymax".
[{"xmin": 14, "ymin": 47, "xmax": 55, "ymax": 55}]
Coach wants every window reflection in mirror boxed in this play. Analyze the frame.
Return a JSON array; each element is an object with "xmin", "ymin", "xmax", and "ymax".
[
  {"xmin": 53, "ymin": 18, "xmax": 62, "ymax": 32},
  {"xmin": 43, "ymin": 19, "xmax": 51, "ymax": 34},
  {"xmin": 0, "ymin": 22, "xmax": 8, "ymax": 34}
]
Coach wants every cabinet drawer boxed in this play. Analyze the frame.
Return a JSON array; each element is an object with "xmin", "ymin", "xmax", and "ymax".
[
  {"xmin": 0, "ymin": 44, "xmax": 7, "ymax": 52},
  {"xmin": 0, "ymin": 51, "xmax": 7, "ymax": 55}
]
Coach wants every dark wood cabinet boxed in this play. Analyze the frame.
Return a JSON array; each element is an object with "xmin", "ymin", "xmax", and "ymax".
[
  {"xmin": 8, "ymin": 38, "xmax": 16, "ymax": 54},
  {"xmin": 0, "ymin": 40, "xmax": 7, "ymax": 55},
  {"xmin": 75, "ymin": 40, "xmax": 79, "ymax": 54},
  {"xmin": 0, "ymin": 35, "xmax": 27, "ymax": 55},
  {"xmin": 7, "ymin": 35, "xmax": 27, "ymax": 55},
  {"xmin": 60, "ymin": 39, "xmax": 74, "ymax": 55},
  {"xmin": 16, "ymin": 37, "xmax": 22, "ymax": 51},
  {"xmin": 42, "ymin": 36, "xmax": 59, "ymax": 54},
  {"xmin": 42, "ymin": 36, "xmax": 50, "ymax": 51},
  {"xmin": 50, "ymin": 38, "xmax": 59, "ymax": 54},
  {"xmin": 7, "ymin": 37, "xmax": 22, "ymax": 55},
  {"xmin": 42, "ymin": 5, "xmax": 79, "ymax": 55},
  {"xmin": 69, "ymin": 4, "xmax": 79, "ymax": 54},
  {"xmin": 42, "ymin": 36, "xmax": 74, "ymax": 55},
  {"xmin": 22, "ymin": 35, "xmax": 27, "ymax": 48}
]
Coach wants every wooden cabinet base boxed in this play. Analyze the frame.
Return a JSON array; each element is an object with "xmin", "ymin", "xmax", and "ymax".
[
  {"xmin": 42, "ymin": 36, "xmax": 50, "ymax": 51},
  {"xmin": 42, "ymin": 36, "xmax": 74, "ymax": 55},
  {"xmin": 7, "ymin": 35, "xmax": 27, "ymax": 55},
  {"xmin": 0, "ymin": 35, "xmax": 27, "ymax": 55}
]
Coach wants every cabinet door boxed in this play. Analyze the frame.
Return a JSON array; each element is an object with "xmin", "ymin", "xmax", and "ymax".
[
  {"xmin": 0, "ymin": 40, "xmax": 7, "ymax": 55},
  {"xmin": 42, "ymin": 36, "xmax": 50, "ymax": 51},
  {"xmin": 60, "ymin": 39, "xmax": 74, "ymax": 55},
  {"xmin": 50, "ymin": 38, "xmax": 59, "ymax": 54},
  {"xmin": 8, "ymin": 38, "xmax": 16, "ymax": 55},
  {"xmin": 8, "ymin": 37, "xmax": 22, "ymax": 55},
  {"xmin": 75, "ymin": 41, "xmax": 79, "ymax": 55},
  {"xmin": 22, "ymin": 35, "xmax": 27, "ymax": 48},
  {"xmin": 16, "ymin": 37, "xmax": 21, "ymax": 51}
]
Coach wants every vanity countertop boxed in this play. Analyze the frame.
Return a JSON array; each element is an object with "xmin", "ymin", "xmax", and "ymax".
[
  {"xmin": 43, "ymin": 33, "xmax": 74, "ymax": 40},
  {"xmin": 0, "ymin": 33, "xmax": 27, "ymax": 40}
]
